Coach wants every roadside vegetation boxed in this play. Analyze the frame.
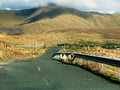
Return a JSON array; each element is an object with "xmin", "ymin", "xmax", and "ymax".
[
  {"xmin": 59, "ymin": 41, "xmax": 120, "ymax": 82},
  {"xmin": 0, "ymin": 5, "xmax": 120, "ymax": 67},
  {"xmin": 0, "ymin": 34, "xmax": 46, "ymax": 63}
]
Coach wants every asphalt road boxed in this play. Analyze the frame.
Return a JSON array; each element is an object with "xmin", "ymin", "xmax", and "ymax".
[{"xmin": 0, "ymin": 47, "xmax": 120, "ymax": 90}]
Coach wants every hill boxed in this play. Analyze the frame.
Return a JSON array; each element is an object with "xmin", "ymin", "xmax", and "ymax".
[
  {"xmin": 23, "ymin": 6, "xmax": 120, "ymax": 30},
  {"xmin": 0, "ymin": 8, "xmax": 38, "ymax": 35},
  {"xmin": 0, "ymin": 5, "xmax": 120, "ymax": 45}
]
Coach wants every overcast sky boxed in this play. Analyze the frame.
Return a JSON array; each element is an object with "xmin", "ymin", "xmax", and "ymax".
[{"xmin": 0, "ymin": 0, "xmax": 120, "ymax": 13}]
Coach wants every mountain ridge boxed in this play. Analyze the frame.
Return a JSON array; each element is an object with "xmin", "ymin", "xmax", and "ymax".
[
  {"xmin": 0, "ymin": 5, "xmax": 120, "ymax": 29},
  {"xmin": 21, "ymin": 6, "xmax": 120, "ymax": 30},
  {"xmin": 0, "ymin": 5, "xmax": 120, "ymax": 45}
]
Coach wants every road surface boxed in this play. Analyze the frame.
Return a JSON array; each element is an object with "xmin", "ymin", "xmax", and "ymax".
[{"xmin": 0, "ymin": 47, "xmax": 120, "ymax": 90}]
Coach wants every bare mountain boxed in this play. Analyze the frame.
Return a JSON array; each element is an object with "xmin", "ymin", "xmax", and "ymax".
[{"xmin": 0, "ymin": 5, "xmax": 120, "ymax": 45}]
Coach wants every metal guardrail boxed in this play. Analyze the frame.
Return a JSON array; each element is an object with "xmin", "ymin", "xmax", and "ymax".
[
  {"xmin": 52, "ymin": 52, "xmax": 120, "ymax": 80},
  {"xmin": 52, "ymin": 52, "xmax": 120, "ymax": 67}
]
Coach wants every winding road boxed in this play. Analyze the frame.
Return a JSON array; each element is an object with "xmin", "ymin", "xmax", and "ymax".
[{"xmin": 0, "ymin": 47, "xmax": 120, "ymax": 90}]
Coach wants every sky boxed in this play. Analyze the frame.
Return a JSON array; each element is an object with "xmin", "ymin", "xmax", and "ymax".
[{"xmin": 0, "ymin": 0, "xmax": 120, "ymax": 13}]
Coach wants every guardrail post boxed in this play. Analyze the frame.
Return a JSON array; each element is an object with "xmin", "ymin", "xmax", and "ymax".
[
  {"xmin": 100, "ymin": 64, "xmax": 104, "ymax": 72},
  {"xmin": 88, "ymin": 60, "xmax": 91, "ymax": 66},
  {"xmin": 80, "ymin": 58, "xmax": 83, "ymax": 65},
  {"xmin": 118, "ymin": 68, "xmax": 120, "ymax": 80}
]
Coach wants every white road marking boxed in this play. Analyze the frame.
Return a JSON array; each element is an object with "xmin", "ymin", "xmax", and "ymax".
[
  {"xmin": 42, "ymin": 76, "xmax": 50, "ymax": 85},
  {"xmin": 6, "ymin": 67, "xmax": 12, "ymax": 71},
  {"xmin": 37, "ymin": 66, "xmax": 41, "ymax": 72}
]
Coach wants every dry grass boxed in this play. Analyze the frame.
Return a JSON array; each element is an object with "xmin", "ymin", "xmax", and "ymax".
[
  {"xmin": 90, "ymin": 14, "xmax": 120, "ymax": 29},
  {"xmin": 22, "ymin": 13, "xmax": 120, "ymax": 44},
  {"xmin": 21, "ymin": 27, "xmax": 120, "ymax": 46},
  {"xmin": 0, "ymin": 34, "xmax": 46, "ymax": 62},
  {"xmin": 77, "ymin": 47, "xmax": 120, "ymax": 58},
  {"xmin": 0, "ymin": 7, "xmax": 120, "ymax": 46},
  {"xmin": 23, "ymin": 13, "xmax": 120, "ymax": 32},
  {"xmin": 64, "ymin": 47, "xmax": 120, "ymax": 81},
  {"xmin": 21, "ymin": 31, "xmax": 103, "ymax": 46},
  {"xmin": 23, "ymin": 14, "xmax": 91, "ymax": 32}
]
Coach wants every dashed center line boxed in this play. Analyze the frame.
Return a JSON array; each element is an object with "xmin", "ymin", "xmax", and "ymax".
[
  {"xmin": 42, "ymin": 76, "xmax": 50, "ymax": 85},
  {"xmin": 37, "ymin": 66, "xmax": 41, "ymax": 72}
]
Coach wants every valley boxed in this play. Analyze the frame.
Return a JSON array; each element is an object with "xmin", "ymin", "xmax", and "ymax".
[{"xmin": 0, "ymin": 5, "xmax": 120, "ymax": 62}]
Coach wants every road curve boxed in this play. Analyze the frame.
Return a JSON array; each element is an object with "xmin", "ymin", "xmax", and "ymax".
[{"xmin": 0, "ymin": 47, "xmax": 120, "ymax": 90}]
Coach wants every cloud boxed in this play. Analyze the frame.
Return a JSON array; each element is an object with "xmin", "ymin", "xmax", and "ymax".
[
  {"xmin": 5, "ymin": 8, "xmax": 11, "ymax": 10},
  {"xmin": 0, "ymin": 0, "xmax": 120, "ymax": 13},
  {"xmin": 91, "ymin": 0, "xmax": 120, "ymax": 13},
  {"xmin": 25, "ymin": 0, "xmax": 30, "ymax": 2},
  {"xmin": 9, "ymin": 0, "xmax": 13, "ymax": 2}
]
